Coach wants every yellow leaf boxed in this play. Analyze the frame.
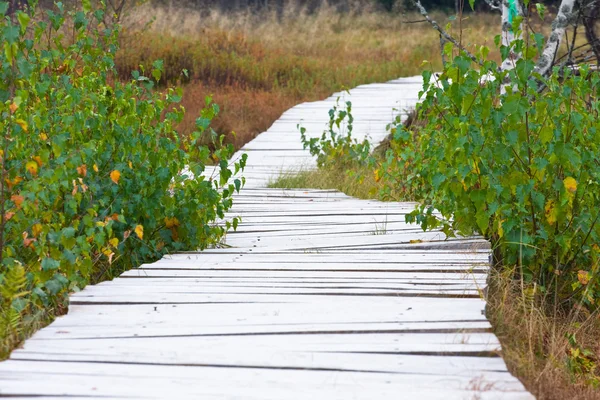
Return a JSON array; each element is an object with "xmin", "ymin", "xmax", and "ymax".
[
  {"xmin": 164, "ymin": 217, "xmax": 180, "ymax": 228},
  {"xmin": 110, "ymin": 170, "xmax": 121, "ymax": 184},
  {"xmin": 102, "ymin": 249, "xmax": 115, "ymax": 264},
  {"xmin": 9, "ymin": 102, "xmax": 18, "ymax": 113},
  {"xmin": 374, "ymin": 169, "xmax": 381, "ymax": 183},
  {"xmin": 472, "ymin": 159, "xmax": 481, "ymax": 174},
  {"xmin": 77, "ymin": 164, "xmax": 87, "ymax": 176},
  {"xmin": 109, "ymin": 238, "xmax": 119, "ymax": 247},
  {"xmin": 128, "ymin": 161, "xmax": 133, "ymax": 169},
  {"xmin": 6, "ymin": 176, "xmax": 22, "ymax": 189},
  {"xmin": 545, "ymin": 200, "xmax": 557, "ymax": 225},
  {"xmin": 93, "ymin": 164, "xmax": 99, "ymax": 172},
  {"xmin": 134, "ymin": 224, "xmax": 144, "ymax": 239},
  {"xmin": 15, "ymin": 119, "xmax": 28, "ymax": 132},
  {"xmin": 25, "ymin": 160, "xmax": 38, "ymax": 176},
  {"xmin": 564, "ymin": 177, "xmax": 577, "ymax": 193},
  {"xmin": 32, "ymin": 223, "xmax": 42, "ymax": 238},
  {"xmin": 497, "ymin": 218, "xmax": 505, "ymax": 238},
  {"xmin": 33, "ymin": 156, "xmax": 43, "ymax": 167},
  {"xmin": 578, "ymin": 270, "xmax": 590, "ymax": 285},
  {"xmin": 39, "ymin": 132, "xmax": 48, "ymax": 141}
]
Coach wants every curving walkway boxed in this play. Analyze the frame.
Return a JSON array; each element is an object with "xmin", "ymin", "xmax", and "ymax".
[{"xmin": 0, "ymin": 77, "xmax": 534, "ymax": 399}]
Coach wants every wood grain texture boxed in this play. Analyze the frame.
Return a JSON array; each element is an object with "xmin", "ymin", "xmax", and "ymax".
[{"xmin": 0, "ymin": 76, "xmax": 534, "ymax": 399}]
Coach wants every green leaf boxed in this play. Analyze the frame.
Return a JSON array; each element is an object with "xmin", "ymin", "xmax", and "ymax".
[
  {"xmin": 17, "ymin": 11, "xmax": 31, "ymax": 34},
  {"xmin": 3, "ymin": 25, "xmax": 19, "ymax": 43},
  {"xmin": 152, "ymin": 68, "xmax": 161, "ymax": 82},
  {"xmin": 475, "ymin": 210, "xmax": 489, "ymax": 235},
  {"xmin": 41, "ymin": 258, "xmax": 60, "ymax": 271},
  {"xmin": 539, "ymin": 126, "xmax": 553, "ymax": 143},
  {"xmin": 535, "ymin": 3, "xmax": 546, "ymax": 19},
  {"xmin": 461, "ymin": 94, "xmax": 475, "ymax": 115},
  {"xmin": 0, "ymin": 2, "xmax": 8, "ymax": 16},
  {"xmin": 432, "ymin": 173, "xmax": 446, "ymax": 189},
  {"xmin": 44, "ymin": 278, "xmax": 65, "ymax": 295},
  {"xmin": 152, "ymin": 59, "xmax": 164, "ymax": 72},
  {"xmin": 480, "ymin": 46, "xmax": 490, "ymax": 60},
  {"xmin": 62, "ymin": 227, "xmax": 76, "ymax": 239},
  {"xmin": 82, "ymin": 0, "xmax": 92, "ymax": 13}
]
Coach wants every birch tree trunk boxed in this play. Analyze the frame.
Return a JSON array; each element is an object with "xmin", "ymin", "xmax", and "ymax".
[
  {"xmin": 534, "ymin": 0, "xmax": 578, "ymax": 75},
  {"xmin": 500, "ymin": 0, "xmax": 524, "ymax": 71}
]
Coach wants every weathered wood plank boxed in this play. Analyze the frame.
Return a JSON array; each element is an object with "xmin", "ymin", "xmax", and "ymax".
[{"xmin": 0, "ymin": 75, "xmax": 534, "ymax": 399}]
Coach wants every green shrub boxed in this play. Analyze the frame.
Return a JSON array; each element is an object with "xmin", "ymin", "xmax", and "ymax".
[
  {"xmin": 0, "ymin": 1, "xmax": 246, "ymax": 352},
  {"xmin": 384, "ymin": 44, "xmax": 600, "ymax": 309},
  {"xmin": 300, "ymin": 98, "xmax": 372, "ymax": 169}
]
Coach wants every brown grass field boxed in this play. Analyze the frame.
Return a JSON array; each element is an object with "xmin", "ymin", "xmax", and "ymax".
[{"xmin": 117, "ymin": 3, "xmax": 502, "ymax": 148}]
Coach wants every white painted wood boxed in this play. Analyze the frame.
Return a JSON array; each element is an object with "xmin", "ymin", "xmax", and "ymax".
[
  {"xmin": 0, "ymin": 361, "xmax": 534, "ymax": 400},
  {"xmin": 0, "ymin": 75, "xmax": 534, "ymax": 399}
]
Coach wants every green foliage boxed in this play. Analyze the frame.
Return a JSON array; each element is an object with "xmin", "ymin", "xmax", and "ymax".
[
  {"xmin": 0, "ymin": 1, "xmax": 246, "ymax": 350},
  {"xmin": 566, "ymin": 332, "xmax": 599, "ymax": 387},
  {"xmin": 299, "ymin": 98, "xmax": 372, "ymax": 169},
  {"xmin": 383, "ymin": 37, "xmax": 600, "ymax": 309},
  {"xmin": 0, "ymin": 264, "xmax": 27, "ymax": 349}
]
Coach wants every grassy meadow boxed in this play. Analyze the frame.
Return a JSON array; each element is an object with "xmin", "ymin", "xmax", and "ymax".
[{"xmin": 116, "ymin": 3, "xmax": 500, "ymax": 149}]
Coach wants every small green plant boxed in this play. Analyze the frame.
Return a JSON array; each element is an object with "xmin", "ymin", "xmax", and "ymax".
[
  {"xmin": 371, "ymin": 218, "xmax": 388, "ymax": 235},
  {"xmin": 566, "ymin": 332, "xmax": 599, "ymax": 387},
  {"xmin": 0, "ymin": 1, "xmax": 246, "ymax": 354},
  {"xmin": 299, "ymin": 98, "xmax": 372, "ymax": 169}
]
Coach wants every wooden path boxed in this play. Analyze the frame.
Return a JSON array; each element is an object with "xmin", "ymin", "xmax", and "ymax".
[{"xmin": 0, "ymin": 77, "xmax": 534, "ymax": 399}]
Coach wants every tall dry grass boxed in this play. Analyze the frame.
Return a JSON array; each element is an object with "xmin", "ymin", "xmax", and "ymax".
[
  {"xmin": 487, "ymin": 268, "xmax": 600, "ymax": 399},
  {"xmin": 116, "ymin": 2, "xmax": 499, "ymax": 148}
]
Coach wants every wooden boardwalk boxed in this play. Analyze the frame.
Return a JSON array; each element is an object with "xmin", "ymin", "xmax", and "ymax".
[{"xmin": 0, "ymin": 77, "xmax": 534, "ymax": 399}]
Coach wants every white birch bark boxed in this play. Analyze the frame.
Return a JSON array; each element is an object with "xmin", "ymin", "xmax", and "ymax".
[
  {"xmin": 500, "ymin": 0, "xmax": 524, "ymax": 72},
  {"xmin": 534, "ymin": 0, "xmax": 577, "ymax": 76}
]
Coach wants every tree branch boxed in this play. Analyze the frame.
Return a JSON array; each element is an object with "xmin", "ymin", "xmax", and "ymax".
[
  {"xmin": 413, "ymin": 0, "xmax": 484, "ymax": 66},
  {"xmin": 483, "ymin": 0, "xmax": 502, "ymax": 11},
  {"xmin": 582, "ymin": 0, "xmax": 600, "ymax": 65}
]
